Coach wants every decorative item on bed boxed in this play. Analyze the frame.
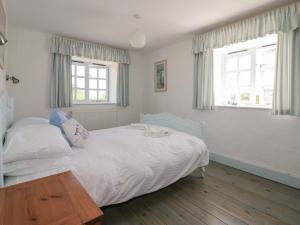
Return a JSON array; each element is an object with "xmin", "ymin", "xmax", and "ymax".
[
  {"xmin": 2, "ymin": 110, "xmax": 209, "ymax": 207},
  {"xmin": 63, "ymin": 118, "xmax": 90, "ymax": 147}
]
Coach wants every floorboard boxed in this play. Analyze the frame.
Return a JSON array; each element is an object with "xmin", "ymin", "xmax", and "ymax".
[{"xmin": 102, "ymin": 161, "xmax": 300, "ymax": 225}]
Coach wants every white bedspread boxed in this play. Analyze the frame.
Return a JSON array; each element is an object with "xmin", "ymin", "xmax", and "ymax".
[{"xmin": 5, "ymin": 126, "xmax": 209, "ymax": 206}]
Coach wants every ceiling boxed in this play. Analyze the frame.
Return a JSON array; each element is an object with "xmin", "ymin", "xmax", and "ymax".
[{"xmin": 6, "ymin": 0, "xmax": 296, "ymax": 52}]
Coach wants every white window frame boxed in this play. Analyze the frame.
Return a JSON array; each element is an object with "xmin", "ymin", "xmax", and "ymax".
[
  {"xmin": 219, "ymin": 44, "xmax": 276, "ymax": 108},
  {"xmin": 72, "ymin": 61, "xmax": 111, "ymax": 104}
]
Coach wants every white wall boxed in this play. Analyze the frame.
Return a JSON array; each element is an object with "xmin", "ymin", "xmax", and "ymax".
[
  {"xmin": 6, "ymin": 27, "xmax": 144, "ymax": 128},
  {"xmin": 142, "ymin": 38, "xmax": 300, "ymax": 178}
]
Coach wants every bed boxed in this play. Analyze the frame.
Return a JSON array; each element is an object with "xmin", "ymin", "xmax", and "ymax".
[{"xmin": 1, "ymin": 93, "xmax": 209, "ymax": 207}]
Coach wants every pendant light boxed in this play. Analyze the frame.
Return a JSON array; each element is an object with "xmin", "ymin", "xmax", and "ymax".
[{"xmin": 129, "ymin": 14, "xmax": 146, "ymax": 48}]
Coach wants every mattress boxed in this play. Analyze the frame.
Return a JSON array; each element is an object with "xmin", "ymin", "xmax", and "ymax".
[{"xmin": 5, "ymin": 125, "xmax": 209, "ymax": 206}]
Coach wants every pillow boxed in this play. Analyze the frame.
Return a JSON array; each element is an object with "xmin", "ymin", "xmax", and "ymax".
[
  {"xmin": 10, "ymin": 117, "xmax": 49, "ymax": 130},
  {"xmin": 3, "ymin": 124, "xmax": 72, "ymax": 163},
  {"xmin": 62, "ymin": 118, "xmax": 90, "ymax": 148},
  {"xmin": 3, "ymin": 157, "xmax": 70, "ymax": 177},
  {"xmin": 49, "ymin": 109, "xmax": 69, "ymax": 133}
]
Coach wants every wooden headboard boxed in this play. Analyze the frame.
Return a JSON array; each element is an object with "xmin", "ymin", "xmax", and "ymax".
[{"xmin": 0, "ymin": 76, "xmax": 14, "ymax": 187}]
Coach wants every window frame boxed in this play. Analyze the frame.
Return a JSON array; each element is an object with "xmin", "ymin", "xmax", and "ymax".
[
  {"xmin": 72, "ymin": 61, "xmax": 111, "ymax": 104},
  {"xmin": 218, "ymin": 44, "xmax": 276, "ymax": 109}
]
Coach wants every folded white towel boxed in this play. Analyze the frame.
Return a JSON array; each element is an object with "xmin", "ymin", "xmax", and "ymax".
[
  {"xmin": 130, "ymin": 123, "xmax": 148, "ymax": 130},
  {"xmin": 130, "ymin": 123, "xmax": 170, "ymax": 138},
  {"xmin": 145, "ymin": 126, "xmax": 170, "ymax": 138}
]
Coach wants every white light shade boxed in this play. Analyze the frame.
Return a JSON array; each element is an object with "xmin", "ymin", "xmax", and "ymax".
[{"xmin": 129, "ymin": 30, "xmax": 146, "ymax": 48}]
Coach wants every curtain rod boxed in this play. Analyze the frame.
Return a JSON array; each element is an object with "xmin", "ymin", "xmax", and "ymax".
[
  {"xmin": 72, "ymin": 60, "xmax": 107, "ymax": 67},
  {"xmin": 227, "ymin": 43, "xmax": 276, "ymax": 55},
  {"xmin": 228, "ymin": 49, "xmax": 248, "ymax": 55}
]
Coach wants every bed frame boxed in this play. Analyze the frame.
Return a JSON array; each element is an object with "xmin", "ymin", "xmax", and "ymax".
[{"xmin": 0, "ymin": 89, "xmax": 14, "ymax": 187}]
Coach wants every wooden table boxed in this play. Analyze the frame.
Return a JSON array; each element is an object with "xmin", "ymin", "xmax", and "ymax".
[{"xmin": 0, "ymin": 171, "xmax": 103, "ymax": 225}]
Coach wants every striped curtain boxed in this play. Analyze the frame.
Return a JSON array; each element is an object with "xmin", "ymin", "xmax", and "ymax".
[
  {"xmin": 193, "ymin": 50, "xmax": 215, "ymax": 110},
  {"xmin": 50, "ymin": 54, "xmax": 72, "ymax": 108},
  {"xmin": 117, "ymin": 63, "xmax": 129, "ymax": 106},
  {"xmin": 273, "ymin": 28, "xmax": 300, "ymax": 116}
]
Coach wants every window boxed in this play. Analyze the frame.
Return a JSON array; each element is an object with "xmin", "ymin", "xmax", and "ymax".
[
  {"xmin": 214, "ymin": 34, "xmax": 277, "ymax": 108},
  {"xmin": 72, "ymin": 59, "xmax": 117, "ymax": 104}
]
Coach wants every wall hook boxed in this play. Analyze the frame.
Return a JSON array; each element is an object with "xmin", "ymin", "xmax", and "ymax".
[{"xmin": 6, "ymin": 75, "xmax": 20, "ymax": 84}]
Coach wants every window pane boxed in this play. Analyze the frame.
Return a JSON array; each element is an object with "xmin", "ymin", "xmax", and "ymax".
[
  {"xmin": 77, "ymin": 65, "xmax": 85, "ymax": 76},
  {"xmin": 215, "ymin": 35, "xmax": 277, "ymax": 107},
  {"xmin": 261, "ymin": 69, "xmax": 275, "ymax": 87},
  {"xmin": 72, "ymin": 90, "xmax": 76, "ymax": 100},
  {"xmin": 72, "ymin": 65, "xmax": 75, "ymax": 76},
  {"xmin": 89, "ymin": 79, "xmax": 97, "ymax": 89},
  {"xmin": 76, "ymin": 89, "xmax": 85, "ymax": 101},
  {"xmin": 77, "ymin": 78, "xmax": 85, "ymax": 88},
  {"xmin": 226, "ymin": 58, "xmax": 237, "ymax": 71},
  {"xmin": 263, "ymin": 89, "xmax": 273, "ymax": 105},
  {"xmin": 72, "ymin": 77, "xmax": 75, "ymax": 88},
  {"xmin": 89, "ymin": 90, "xmax": 97, "ymax": 101},
  {"xmin": 98, "ymin": 80, "xmax": 107, "ymax": 89},
  {"xmin": 226, "ymin": 72, "xmax": 237, "ymax": 88},
  {"xmin": 99, "ymin": 68, "xmax": 107, "ymax": 79},
  {"xmin": 89, "ymin": 67, "xmax": 98, "ymax": 78},
  {"xmin": 98, "ymin": 91, "xmax": 107, "ymax": 101},
  {"xmin": 239, "ymin": 71, "xmax": 251, "ymax": 86},
  {"xmin": 261, "ymin": 49, "xmax": 276, "ymax": 66},
  {"xmin": 239, "ymin": 55, "xmax": 251, "ymax": 70}
]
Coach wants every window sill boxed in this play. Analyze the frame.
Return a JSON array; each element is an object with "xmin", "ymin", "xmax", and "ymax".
[
  {"xmin": 216, "ymin": 105, "xmax": 271, "ymax": 110},
  {"xmin": 72, "ymin": 102, "xmax": 117, "ymax": 106}
]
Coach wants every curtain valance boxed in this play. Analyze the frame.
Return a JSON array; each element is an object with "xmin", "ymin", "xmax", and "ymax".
[
  {"xmin": 192, "ymin": 2, "xmax": 300, "ymax": 53},
  {"xmin": 51, "ymin": 36, "xmax": 131, "ymax": 64}
]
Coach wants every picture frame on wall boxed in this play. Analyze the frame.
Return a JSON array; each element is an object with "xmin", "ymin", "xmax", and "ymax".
[
  {"xmin": 154, "ymin": 60, "xmax": 167, "ymax": 92},
  {"xmin": 0, "ymin": 0, "xmax": 6, "ymax": 70}
]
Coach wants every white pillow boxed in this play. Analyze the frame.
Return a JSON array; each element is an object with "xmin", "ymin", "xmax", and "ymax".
[
  {"xmin": 3, "ymin": 124, "xmax": 72, "ymax": 163},
  {"xmin": 62, "ymin": 118, "xmax": 90, "ymax": 148},
  {"xmin": 10, "ymin": 117, "xmax": 49, "ymax": 131},
  {"xmin": 3, "ymin": 157, "xmax": 71, "ymax": 176}
]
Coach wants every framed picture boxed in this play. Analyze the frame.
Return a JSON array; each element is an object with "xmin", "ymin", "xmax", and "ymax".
[
  {"xmin": 0, "ymin": 0, "xmax": 6, "ymax": 70},
  {"xmin": 154, "ymin": 60, "xmax": 167, "ymax": 92}
]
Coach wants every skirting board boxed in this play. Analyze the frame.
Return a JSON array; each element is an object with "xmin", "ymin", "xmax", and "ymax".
[{"xmin": 210, "ymin": 152, "xmax": 300, "ymax": 190}]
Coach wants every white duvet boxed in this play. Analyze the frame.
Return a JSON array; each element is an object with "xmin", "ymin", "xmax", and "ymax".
[{"xmin": 5, "ymin": 126, "xmax": 209, "ymax": 207}]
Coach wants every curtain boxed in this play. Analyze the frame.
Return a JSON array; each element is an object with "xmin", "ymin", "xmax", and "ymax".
[
  {"xmin": 192, "ymin": 1, "xmax": 300, "ymax": 113},
  {"xmin": 273, "ymin": 28, "xmax": 300, "ymax": 116},
  {"xmin": 50, "ymin": 36, "xmax": 131, "ymax": 108},
  {"xmin": 51, "ymin": 36, "xmax": 130, "ymax": 64},
  {"xmin": 50, "ymin": 54, "xmax": 72, "ymax": 108},
  {"xmin": 193, "ymin": 50, "xmax": 215, "ymax": 110},
  {"xmin": 192, "ymin": 2, "xmax": 300, "ymax": 53},
  {"xmin": 117, "ymin": 63, "xmax": 129, "ymax": 106}
]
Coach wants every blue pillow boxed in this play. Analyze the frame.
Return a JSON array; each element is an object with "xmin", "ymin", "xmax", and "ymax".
[{"xmin": 49, "ymin": 109, "xmax": 68, "ymax": 133}]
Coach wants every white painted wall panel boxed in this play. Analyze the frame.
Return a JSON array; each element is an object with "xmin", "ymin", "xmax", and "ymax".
[{"xmin": 71, "ymin": 109, "xmax": 118, "ymax": 131}]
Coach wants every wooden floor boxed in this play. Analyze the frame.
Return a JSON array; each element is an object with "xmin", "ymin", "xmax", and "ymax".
[{"xmin": 102, "ymin": 162, "xmax": 300, "ymax": 225}]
